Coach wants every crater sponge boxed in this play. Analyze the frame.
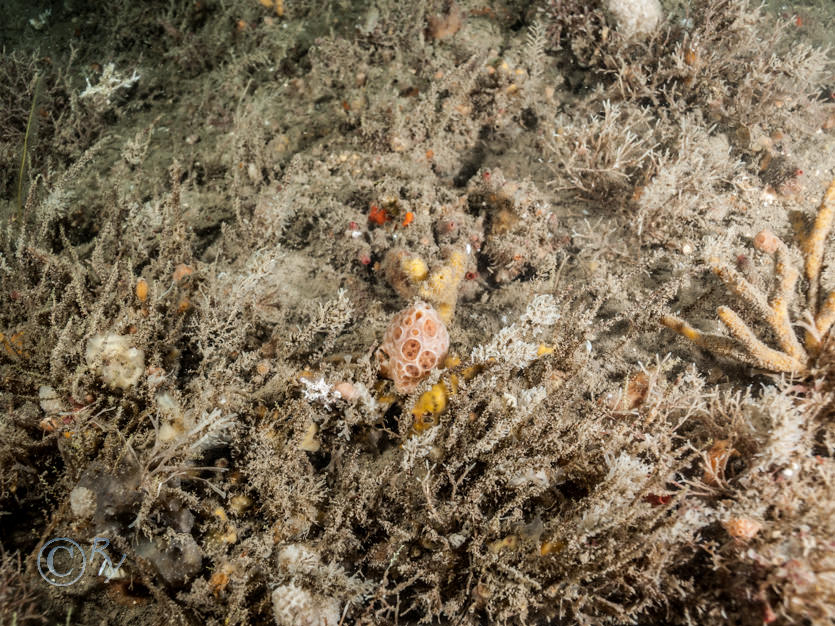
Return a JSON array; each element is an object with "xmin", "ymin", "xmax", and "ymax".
[{"xmin": 377, "ymin": 301, "xmax": 449, "ymax": 393}]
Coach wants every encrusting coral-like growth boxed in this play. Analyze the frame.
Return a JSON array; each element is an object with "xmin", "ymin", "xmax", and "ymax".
[{"xmin": 662, "ymin": 179, "xmax": 835, "ymax": 374}]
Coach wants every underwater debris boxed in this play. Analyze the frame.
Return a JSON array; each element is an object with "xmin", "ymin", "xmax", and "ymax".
[
  {"xmin": 662, "ymin": 179, "xmax": 835, "ymax": 375},
  {"xmin": 376, "ymin": 301, "xmax": 449, "ymax": 394}
]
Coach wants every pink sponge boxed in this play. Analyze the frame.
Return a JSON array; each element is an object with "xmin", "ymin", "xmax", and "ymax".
[{"xmin": 377, "ymin": 301, "xmax": 449, "ymax": 393}]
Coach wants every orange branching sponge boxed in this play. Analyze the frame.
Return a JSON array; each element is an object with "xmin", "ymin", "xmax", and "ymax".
[
  {"xmin": 377, "ymin": 301, "xmax": 449, "ymax": 394},
  {"xmin": 662, "ymin": 178, "xmax": 835, "ymax": 375}
]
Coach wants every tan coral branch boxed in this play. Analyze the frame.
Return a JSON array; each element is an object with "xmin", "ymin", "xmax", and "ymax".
[
  {"xmin": 762, "ymin": 244, "xmax": 807, "ymax": 362},
  {"xmin": 802, "ymin": 178, "xmax": 835, "ymax": 308},
  {"xmin": 662, "ymin": 178, "xmax": 835, "ymax": 375},
  {"xmin": 710, "ymin": 256, "xmax": 807, "ymax": 363},
  {"xmin": 715, "ymin": 306, "xmax": 804, "ymax": 373},
  {"xmin": 709, "ymin": 260, "xmax": 772, "ymax": 327},
  {"xmin": 660, "ymin": 315, "xmax": 749, "ymax": 364},
  {"xmin": 807, "ymin": 290, "xmax": 835, "ymax": 354}
]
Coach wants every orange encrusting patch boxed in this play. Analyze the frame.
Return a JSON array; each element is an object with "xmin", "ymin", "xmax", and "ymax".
[{"xmin": 368, "ymin": 204, "xmax": 389, "ymax": 225}]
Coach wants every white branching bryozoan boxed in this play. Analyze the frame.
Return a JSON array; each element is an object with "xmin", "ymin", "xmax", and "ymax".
[{"xmin": 471, "ymin": 294, "xmax": 560, "ymax": 368}]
